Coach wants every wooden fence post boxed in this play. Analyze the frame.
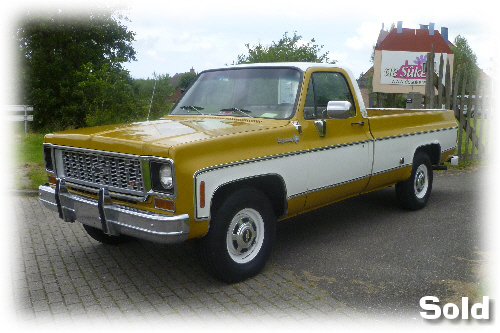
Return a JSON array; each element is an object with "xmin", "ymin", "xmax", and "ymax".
[
  {"xmin": 425, "ymin": 46, "xmax": 435, "ymax": 108},
  {"xmin": 445, "ymin": 59, "xmax": 451, "ymax": 110},
  {"xmin": 471, "ymin": 82, "xmax": 479, "ymax": 160},
  {"xmin": 464, "ymin": 81, "xmax": 474, "ymax": 161},
  {"xmin": 452, "ymin": 66, "xmax": 461, "ymax": 119},
  {"xmin": 457, "ymin": 78, "xmax": 467, "ymax": 160},
  {"xmin": 475, "ymin": 81, "xmax": 484, "ymax": 159},
  {"xmin": 483, "ymin": 84, "xmax": 491, "ymax": 156},
  {"xmin": 437, "ymin": 53, "xmax": 444, "ymax": 108}
]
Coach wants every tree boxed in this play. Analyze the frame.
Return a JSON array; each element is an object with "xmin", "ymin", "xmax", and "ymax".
[
  {"xmin": 132, "ymin": 74, "xmax": 175, "ymax": 121},
  {"xmin": 178, "ymin": 71, "xmax": 197, "ymax": 89},
  {"xmin": 451, "ymin": 35, "xmax": 480, "ymax": 91},
  {"xmin": 235, "ymin": 31, "xmax": 335, "ymax": 64},
  {"xmin": 16, "ymin": 7, "xmax": 137, "ymax": 131},
  {"xmin": 75, "ymin": 62, "xmax": 138, "ymax": 127}
]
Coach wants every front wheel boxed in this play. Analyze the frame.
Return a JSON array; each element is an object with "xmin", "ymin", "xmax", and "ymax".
[
  {"xmin": 196, "ymin": 188, "xmax": 276, "ymax": 283},
  {"xmin": 395, "ymin": 151, "xmax": 433, "ymax": 210}
]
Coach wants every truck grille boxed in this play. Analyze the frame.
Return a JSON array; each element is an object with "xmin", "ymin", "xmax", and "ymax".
[{"xmin": 61, "ymin": 149, "xmax": 145, "ymax": 193}]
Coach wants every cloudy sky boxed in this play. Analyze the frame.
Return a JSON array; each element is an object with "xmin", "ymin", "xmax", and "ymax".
[
  {"xmin": 5, "ymin": 0, "xmax": 494, "ymax": 80},
  {"xmin": 120, "ymin": 0, "xmax": 495, "ymax": 79}
]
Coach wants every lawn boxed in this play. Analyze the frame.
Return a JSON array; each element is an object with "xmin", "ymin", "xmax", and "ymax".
[
  {"xmin": 453, "ymin": 116, "xmax": 489, "ymax": 167},
  {"xmin": 14, "ymin": 132, "xmax": 47, "ymax": 191}
]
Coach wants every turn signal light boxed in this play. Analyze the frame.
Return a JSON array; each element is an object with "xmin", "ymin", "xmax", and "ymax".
[
  {"xmin": 154, "ymin": 198, "xmax": 175, "ymax": 212},
  {"xmin": 48, "ymin": 175, "xmax": 57, "ymax": 185},
  {"xmin": 200, "ymin": 181, "xmax": 205, "ymax": 208}
]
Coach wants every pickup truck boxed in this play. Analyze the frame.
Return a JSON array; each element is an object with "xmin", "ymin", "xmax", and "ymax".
[{"xmin": 39, "ymin": 63, "xmax": 458, "ymax": 283}]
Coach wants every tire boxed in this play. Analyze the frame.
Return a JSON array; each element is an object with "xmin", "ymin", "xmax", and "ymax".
[
  {"xmin": 83, "ymin": 224, "xmax": 133, "ymax": 245},
  {"xmin": 197, "ymin": 188, "xmax": 276, "ymax": 283},
  {"xmin": 395, "ymin": 151, "xmax": 433, "ymax": 210}
]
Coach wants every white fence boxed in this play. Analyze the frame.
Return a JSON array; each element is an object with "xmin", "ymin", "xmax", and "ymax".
[{"xmin": 5, "ymin": 105, "xmax": 34, "ymax": 133}]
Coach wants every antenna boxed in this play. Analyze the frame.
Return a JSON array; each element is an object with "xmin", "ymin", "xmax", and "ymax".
[{"xmin": 147, "ymin": 72, "xmax": 157, "ymax": 122}]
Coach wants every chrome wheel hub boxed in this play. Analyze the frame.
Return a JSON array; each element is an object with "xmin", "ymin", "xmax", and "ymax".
[
  {"xmin": 226, "ymin": 208, "xmax": 264, "ymax": 264},
  {"xmin": 414, "ymin": 164, "xmax": 428, "ymax": 199},
  {"xmin": 234, "ymin": 219, "xmax": 256, "ymax": 251}
]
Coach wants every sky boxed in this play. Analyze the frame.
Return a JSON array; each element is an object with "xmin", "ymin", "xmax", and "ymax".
[
  {"xmin": 4, "ymin": 0, "xmax": 494, "ymax": 81},
  {"xmin": 117, "ymin": 0, "xmax": 495, "ymax": 80}
]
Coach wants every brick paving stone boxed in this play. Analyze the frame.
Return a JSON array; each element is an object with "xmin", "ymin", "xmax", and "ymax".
[{"xmin": 10, "ymin": 195, "xmax": 380, "ymax": 328}]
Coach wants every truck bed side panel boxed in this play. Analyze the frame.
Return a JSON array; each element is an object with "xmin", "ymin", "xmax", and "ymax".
[{"xmin": 364, "ymin": 109, "xmax": 457, "ymax": 192}]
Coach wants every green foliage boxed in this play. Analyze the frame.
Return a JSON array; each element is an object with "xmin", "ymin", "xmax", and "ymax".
[
  {"xmin": 178, "ymin": 71, "xmax": 197, "ymax": 89},
  {"xmin": 452, "ymin": 35, "xmax": 480, "ymax": 91},
  {"xmin": 76, "ymin": 62, "xmax": 138, "ymax": 127},
  {"xmin": 235, "ymin": 31, "xmax": 335, "ymax": 64},
  {"xmin": 15, "ymin": 8, "xmax": 176, "ymax": 132},
  {"xmin": 16, "ymin": 7, "xmax": 137, "ymax": 131},
  {"xmin": 140, "ymin": 74, "xmax": 176, "ymax": 121}
]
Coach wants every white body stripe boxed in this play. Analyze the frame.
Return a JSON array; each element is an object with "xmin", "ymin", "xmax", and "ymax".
[
  {"xmin": 194, "ymin": 127, "xmax": 457, "ymax": 220},
  {"xmin": 372, "ymin": 127, "xmax": 457, "ymax": 175},
  {"xmin": 304, "ymin": 141, "xmax": 372, "ymax": 195}
]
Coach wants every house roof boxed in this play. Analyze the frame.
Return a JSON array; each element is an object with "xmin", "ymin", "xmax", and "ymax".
[{"xmin": 375, "ymin": 28, "xmax": 453, "ymax": 54}]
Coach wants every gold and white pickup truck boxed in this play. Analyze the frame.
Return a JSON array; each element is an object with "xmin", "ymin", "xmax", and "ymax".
[{"xmin": 39, "ymin": 63, "xmax": 458, "ymax": 282}]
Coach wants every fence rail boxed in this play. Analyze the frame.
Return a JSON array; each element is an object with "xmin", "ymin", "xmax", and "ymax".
[{"xmin": 4, "ymin": 105, "xmax": 34, "ymax": 133}]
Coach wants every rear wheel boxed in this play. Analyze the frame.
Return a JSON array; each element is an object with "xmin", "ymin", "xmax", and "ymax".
[
  {"xmin": 395, "ymin": 151, "xmax": 433, "ymax": 210},
  {"xmin": 197, "ymin": 188, "xmax": 276, "ymax": 283}
]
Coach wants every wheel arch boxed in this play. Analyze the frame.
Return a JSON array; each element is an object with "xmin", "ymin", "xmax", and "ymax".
[
  {"xmin": 415, "ymin": 143, "xmax": 441, "ymax": 165},
  {"xmin": 210, "ymin": 174, "xmax": 288, "ymax": 221}
]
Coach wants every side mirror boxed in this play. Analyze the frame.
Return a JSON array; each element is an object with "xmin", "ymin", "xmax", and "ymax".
[{"xmin": 326, "ymin": 101, "xmax": 352, "ymax": 119}]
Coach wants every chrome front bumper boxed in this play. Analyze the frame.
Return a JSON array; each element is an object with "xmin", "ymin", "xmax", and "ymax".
[{"xmin": 39, "ymin": 179, "xmax": 190, "ymax": 244}]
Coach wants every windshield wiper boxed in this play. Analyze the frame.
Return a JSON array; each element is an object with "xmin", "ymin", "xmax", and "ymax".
[
  {"xmin": 220, "ymin": 107, "xmax": 254, "ymax": 117},
  {"xmin": 180, "ymin": 105, "xmax": 204, "ymax": 115}
]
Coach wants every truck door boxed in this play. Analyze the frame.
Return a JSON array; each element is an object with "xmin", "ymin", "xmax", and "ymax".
[{"xmin": 301, "ymin": 70, "xmax": 373, "ymax": 210}]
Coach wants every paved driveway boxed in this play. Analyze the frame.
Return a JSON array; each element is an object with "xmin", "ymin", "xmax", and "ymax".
[
  {"xmin": 10, "ymin": 195, "xmax": 376, "ymax": 329},
  {"xmin": 273, "ymin": 166, "xmax": 487, "ymax": 319},
  {"xmin": 9, "ymin": 166, "xmax": 488, "ymax": 329}
]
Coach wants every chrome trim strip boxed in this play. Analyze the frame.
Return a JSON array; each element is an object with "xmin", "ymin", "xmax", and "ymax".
[
  {"xmin": 373, "ymin": 126, "xmax": 458, "ymax": 142},
  {"xmin": 442, "ymin": 146, "xmax": 457, "ymax": 153},
  {"xmin": 63, "ymin": 181, "xmax": 148, "ymax": 202},
  {"xmin": 288, "ymin": 174, "xmax": 373, "ymax": 199},
  {"xmin": 194, "ymin": 139, "xmax": 373, "ymax": 177},
  {"xmin": 370, "ymin": 163, "xmax": 412, "ymax": 176}
]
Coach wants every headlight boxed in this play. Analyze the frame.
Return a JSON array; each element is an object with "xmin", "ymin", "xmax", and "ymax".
[
  {"xmin": 150, "ymin": 160, "xmax": 175, "ymax": 194},
  {"xmin": 159, "ymin": 164, "xmax": 173, "ymax": 189},
  {"xmin": 43, "ymin": 145, "xmax": 54, "ymax": 172}
]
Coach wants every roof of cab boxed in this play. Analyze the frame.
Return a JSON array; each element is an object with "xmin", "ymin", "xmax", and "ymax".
[{"xmin": 221, "ymin": 62, "xmax": 348, "ymax": 72}]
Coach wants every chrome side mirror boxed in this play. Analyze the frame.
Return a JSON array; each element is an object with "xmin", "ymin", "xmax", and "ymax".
[
  {"xmin": 314, "ymin": 101, "xmax": 352, "ymax": 137},
  {"xmin": 326, "ymin": 101, "xmax": 352, "ymax": 119}
]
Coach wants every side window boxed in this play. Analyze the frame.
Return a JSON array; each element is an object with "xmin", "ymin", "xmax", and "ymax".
[{"xmin": 303, "ymin": 72, "xmax": 356, "ymax": 120}]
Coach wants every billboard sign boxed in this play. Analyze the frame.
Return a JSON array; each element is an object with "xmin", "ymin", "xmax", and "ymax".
[{"xmin": 380, "ymin": 51, "xmax": 447, "ymax": 86}]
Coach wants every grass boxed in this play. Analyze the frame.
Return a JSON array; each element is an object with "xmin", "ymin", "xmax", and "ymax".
[
  {"xmin": 15, "ymin": 132, "xmax": 47, "ymax": 190},
  {"xmin": 448, "ymin": 117, "xmax": 488, "ymax": 169}
]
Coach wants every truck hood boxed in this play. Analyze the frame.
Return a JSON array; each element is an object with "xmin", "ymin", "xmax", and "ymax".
[{"xmin": 44, "ymin": 116, "xmax": 287, "ymax": 156}]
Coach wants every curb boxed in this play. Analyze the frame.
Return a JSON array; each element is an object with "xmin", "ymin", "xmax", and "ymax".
[{"xmin": 10, "ymin": 189, "xmax": 39, "ymax": 196}]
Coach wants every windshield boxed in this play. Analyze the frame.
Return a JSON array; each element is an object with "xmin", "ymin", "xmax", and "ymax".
[{"xmin": 170, "ymin": 67, "xmax": 302, "ymax": 119}]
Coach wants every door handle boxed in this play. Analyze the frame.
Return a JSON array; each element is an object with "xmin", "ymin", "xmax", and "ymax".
[{"xmin": 351, "ymin": 121, "xmax": 365, "ymax": 126}]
